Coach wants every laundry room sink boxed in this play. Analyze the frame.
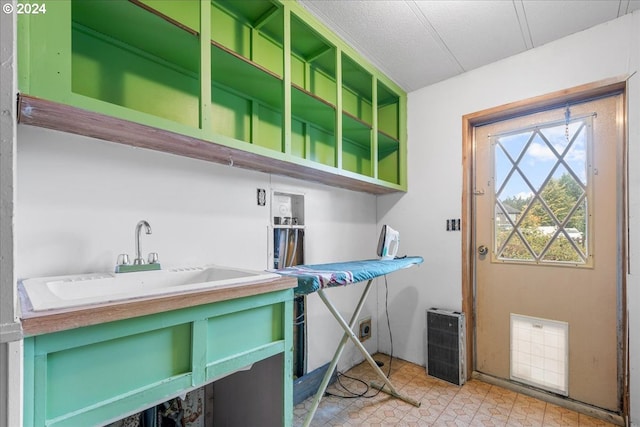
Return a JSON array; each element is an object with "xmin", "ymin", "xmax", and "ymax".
[{"xmin": 19, "ymin": 266, "xmax": 281, "ymax": 311}]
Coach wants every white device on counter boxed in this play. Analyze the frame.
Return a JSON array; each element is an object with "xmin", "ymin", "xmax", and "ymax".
[{"xmin": 377, "ymin": 225, "xmax": 400, "ymax": 260}]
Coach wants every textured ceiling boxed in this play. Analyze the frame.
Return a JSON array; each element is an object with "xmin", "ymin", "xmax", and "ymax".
[{"xmin": 298, "ymin": 0, "xmax": 640, "ymax": 92}]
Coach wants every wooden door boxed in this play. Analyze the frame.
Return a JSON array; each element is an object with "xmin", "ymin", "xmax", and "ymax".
[{"xmin": 474, "ymin": 94, "xmax": 623, "ymax": 410}]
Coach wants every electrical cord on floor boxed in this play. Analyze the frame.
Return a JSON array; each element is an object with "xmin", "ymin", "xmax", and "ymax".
[{"xmin": 324, "ymin": 275, "xmax": 394, "ymax": 399}]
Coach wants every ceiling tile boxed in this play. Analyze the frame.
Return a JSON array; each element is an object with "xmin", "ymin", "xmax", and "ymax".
[
  {"xmin": 299, "ymin": 0, "xmax": 638, "ymax": 92},
  {"xmin": 412, "ymin": 0, "xmax": 529, "ymax": 71},
  {"xmin": 524, "ymin": 0, "xmax": 621, "ymax": 46},
  {"xmin": 299, "ymin": 0, "xmax": 462, "ymax": 91}
]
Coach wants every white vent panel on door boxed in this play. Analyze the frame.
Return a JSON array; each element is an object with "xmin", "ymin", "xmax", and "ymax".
[{"xmin": 510, "ymin": 314, "xmax": 568, "ymax": 395}]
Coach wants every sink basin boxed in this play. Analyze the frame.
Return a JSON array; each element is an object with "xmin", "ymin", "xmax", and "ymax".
[{"xmin": 19, "ymin": 266, "xmax": 281, "ymax": 312}]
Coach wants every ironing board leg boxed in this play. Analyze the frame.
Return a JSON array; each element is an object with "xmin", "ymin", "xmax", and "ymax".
[
  {"xmin": 302, "ymin": 280, "xmax": 375, "ymax": 427},
  {"xmin": 302, "ymin": 279, "xmax": 420, "ymax": 426},
  {"xmin": 317, "ymin": 286, "xmax": 420, "ymax": 408}
]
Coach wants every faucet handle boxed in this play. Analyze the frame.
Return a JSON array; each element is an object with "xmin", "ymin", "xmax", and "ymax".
[
  {"xmin": 117, "ymin": 253, "xmax": 130, "ymax": 266},
  {"xmin": 147, "ymin": 252, "xmax": 159, "ymax": 264}
]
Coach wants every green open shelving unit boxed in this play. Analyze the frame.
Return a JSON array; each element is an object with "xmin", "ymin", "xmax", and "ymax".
[
  {"xmin": 18, "ymin": 0, "xmax": 407, "ymax": 193},
  {"xmin": 290, "ymin": 11, "xmax": 338, "ymax": 168}
]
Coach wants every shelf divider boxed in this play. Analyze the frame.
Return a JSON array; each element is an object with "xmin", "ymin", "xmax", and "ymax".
[
  {"xmin": 200, "ymin": 0, "xmax": 211, "ymax": 131},
  {"xmin": 372, "ymin": 76, "xmax": 378, "ymax": 179},
  {"xmin": 283, "ymin": 4, "xmax": 292, "ymax": 155}
]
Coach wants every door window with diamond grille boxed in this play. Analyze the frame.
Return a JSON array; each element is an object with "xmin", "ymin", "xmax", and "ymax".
[{"xmin": 492, "ymin": 114, "xmax": 592, "ymax": 266}]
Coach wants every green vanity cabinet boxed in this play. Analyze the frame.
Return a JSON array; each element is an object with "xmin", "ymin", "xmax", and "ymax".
[
  {"xmin": 17, "ymin": 0, "xmax": 407, "ymax": 194},
  {"xmin": 22, "ymin": 288, "xmax": 294, "ymax": 427}
]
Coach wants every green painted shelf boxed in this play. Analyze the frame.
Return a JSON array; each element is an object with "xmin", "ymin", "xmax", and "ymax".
[
  {"xmin": 290, "ymin": 12, "xmax": 338, "ymax": 168},
  {"xmin": 343, "ymin": 112, "xmax": 373, "ymax": 149},
  {"xmin": 292, "ymin": 86, "xmax": 336, "ymax": 134},
  {"xmin": 136, "ymin": 0, "xmax": 200, "ymax": 34},
  {"xmin": 211, "ymin": 0, "xmax": 284, "ymax": 78},
  {"xmin": 18, "ymin": 0, "xmax": 408, "ymax": 193},
  {"xmin": 342, "ymin": 54, "xmax": 373, "ymax": 127},
  {"xmin": 71, "ymin": 0, "xmax": 201, "ymax": 127},
  {"xmin": 73, "ymin": 0, "xmax": 200, "ymax": 73},
  {"xmin": 290, "ymin": 12, "xmax": 337, "ymax": 104},
  {"xmin": 211, "ymin": 42, "xmax": 283, "ymax": 110},
  {"xmin": 379, "ymin": 131, "xmax": 400, "ymax": 155}
]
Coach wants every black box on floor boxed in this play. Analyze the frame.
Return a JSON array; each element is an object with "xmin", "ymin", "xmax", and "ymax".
[{"xmin": 426, "ymin": 308, "xmax": 466, "ymax": 386}]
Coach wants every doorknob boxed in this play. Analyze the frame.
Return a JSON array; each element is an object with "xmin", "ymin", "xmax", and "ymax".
[{"xmin": 478, "ymin": 245, "xmax": 488, "ymax": 256}]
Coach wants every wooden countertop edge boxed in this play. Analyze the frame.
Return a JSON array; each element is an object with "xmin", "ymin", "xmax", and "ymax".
[{"xmin": 20, "ymin": 276, "xmax": 297, "ymax": 336}]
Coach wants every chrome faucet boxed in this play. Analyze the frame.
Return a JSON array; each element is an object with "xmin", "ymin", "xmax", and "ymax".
[
  {"xmin": 115, "ymin": 220, "xmax": 160, "ymax": 273},
  {"xmin": 134, "ymin": 220, "xmax": 152, "ymax": 265}
]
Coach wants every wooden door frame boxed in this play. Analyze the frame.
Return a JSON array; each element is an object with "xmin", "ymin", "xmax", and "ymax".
[{"xmin": 461, "ymin": 76, "xmax": 628, "ymax": 415}]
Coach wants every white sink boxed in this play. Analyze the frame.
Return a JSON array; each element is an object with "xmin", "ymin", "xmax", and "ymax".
[{"xmin": 19, "ymin": 266, "xmax": 281, "ymax": 312}]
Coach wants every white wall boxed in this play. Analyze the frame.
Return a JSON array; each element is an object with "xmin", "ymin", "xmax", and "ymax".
[
  {"xmin": 15, "ymin": 125, "xmax": 379, "ymax": 378},
  {"xmin": 378, "ymin": 11, "xmax": 639, "ymax": 425},
  {"xmin": 0, "ymin": 4, "xmax": 21, "ymax": 427}
]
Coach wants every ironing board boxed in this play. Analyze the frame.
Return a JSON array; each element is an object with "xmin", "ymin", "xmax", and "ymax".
[{"xmin": 274, "ymin": 256, "xmax": 424, "ymax": 427}]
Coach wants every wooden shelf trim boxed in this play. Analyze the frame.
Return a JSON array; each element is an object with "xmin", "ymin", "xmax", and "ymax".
[
  {"xmin": 291, "ymin": 82, "xmax": 336, "ymax": 110},
  {"xmin": 18, "ymin": 95, "xmax": 402, "ymax": 194},
  {"xmin": 129, "ymin": 0, "xmax": 200, "ymax": 37},
  {"xmin": 211, "ymin": 40, "xmax": 282, "ymax": 81}
]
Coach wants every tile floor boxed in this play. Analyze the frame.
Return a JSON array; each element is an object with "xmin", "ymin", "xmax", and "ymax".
[{"xmin": 293, "ymin": 354, "xmax": 617, "ymax": 427}]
